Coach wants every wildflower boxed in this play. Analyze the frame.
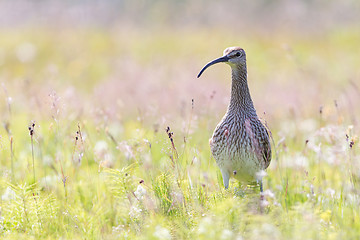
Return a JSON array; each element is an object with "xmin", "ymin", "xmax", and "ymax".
[
  {"xmin": 260, "ymin": 198, "xmax": 269, "ymax": 208},
  {"xmin": 112, "ymin": 225, "xmax": 129, "ymax": 238},
  {"xmin": 134, "ymin": 184, "xmax": 147, "ymax": 200},
  {"xmin": 112, "ymin": 224, "xmax": 124, "ymax": 233},
  {"xmin": 256, "ymin": 170, "xmax": 267, "ymax": 181},
  {"xmin": 129, "ymin": 205, "xmax": 142, "ymax": 219},
  {"xmin": 263, "ymin": 189, "xmax": 275, "ymax": 198},
  {"xmin": 117, "ymin": 141, "xmax": 134, "ymax": 159}
]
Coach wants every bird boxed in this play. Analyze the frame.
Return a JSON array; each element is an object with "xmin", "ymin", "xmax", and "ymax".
[{"xmin": 197, "ymin": 47, "xmax": 271, "ymax": 192}]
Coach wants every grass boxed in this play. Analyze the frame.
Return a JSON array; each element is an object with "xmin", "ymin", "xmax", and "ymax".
[{"xmin": 0, "ymin": 26, "xmax": 359, "ymax": 239}]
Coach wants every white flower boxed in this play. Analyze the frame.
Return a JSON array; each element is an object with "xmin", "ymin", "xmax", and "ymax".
[
  {"xmin": 307, "ymin": 142, "xmax": 322, "ymax": 155},
  {"xmin": 263, "ymin": 189, "xmax": 275, "ymax": 198},
  {"xmin": 112, "ymin": 225, "xmax": 129, "ymax": 238},
  {"xmin": 260, "ymin": 199, "xmax": 269, "ymax": 208},
  {"xmin": 256, "ymin": 170, "xmax": 267, "ymax": 181},
  {"xmin": 129, "ymin": 205, "xmax": 142, "ymax": 219},
  {"xmin": 117, "ymin": 141, "xmax": 134, "ymax": 159},
  {"xmin": 134, "ymin": 185, "xmax": 147, "ymax": 200},
  {"xmin": 112, "ymin": 224, "xmax": 125, "ymax": 233}
]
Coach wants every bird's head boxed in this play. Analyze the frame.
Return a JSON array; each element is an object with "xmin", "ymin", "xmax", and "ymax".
[{"xmin": 197, "ymin": 47, "xmax": 246, "ymax": 78}]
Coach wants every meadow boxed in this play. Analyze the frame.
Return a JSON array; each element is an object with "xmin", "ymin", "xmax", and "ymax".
[{"xmin": 0, "ymin": 22, "xmax": 360, "ymax": 239}]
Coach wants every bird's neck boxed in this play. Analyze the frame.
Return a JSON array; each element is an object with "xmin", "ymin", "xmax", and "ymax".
[{"xmin": 228, "ymin": 65, "xmax": 256, "ymax": 114}]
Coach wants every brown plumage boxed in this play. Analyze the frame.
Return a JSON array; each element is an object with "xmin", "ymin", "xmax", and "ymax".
[{"xmin": 197, "ymin": 47, "xmax": 271, "ymax": 191}]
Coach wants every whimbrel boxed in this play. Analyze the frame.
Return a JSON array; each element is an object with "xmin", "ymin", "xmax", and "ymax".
[{"xmin": 197, "ymin": 47, "xmax": 271, "ymax": 191}]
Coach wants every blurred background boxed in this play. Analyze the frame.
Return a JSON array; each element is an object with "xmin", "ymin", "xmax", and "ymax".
[
  {"xmin": 1, "ymin": 1, "xmax": 360, "ymax": 238},
  {"xmin": 0, "ymin": 0, "xmax": 360, "ymax": 137}
]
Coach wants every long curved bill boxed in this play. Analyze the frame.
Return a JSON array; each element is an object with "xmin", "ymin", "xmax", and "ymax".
[{"xmin": 197, "ymin": 55, "xmax": 229, "ymax": 78}]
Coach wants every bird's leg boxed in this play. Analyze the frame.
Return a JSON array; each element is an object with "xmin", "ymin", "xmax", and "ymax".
[
  {"xmin": 221, "ymin": 169, "xmax": 230, "ymax": 189},
  {"xmin": 259, "ymin": 179, "xmax": 265, "ymax": 214}
]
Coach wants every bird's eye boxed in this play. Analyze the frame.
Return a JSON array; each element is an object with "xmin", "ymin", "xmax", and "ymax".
[{"xmin": 235, "ymin": 52, "xmax": 241, "ymax": 57}]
